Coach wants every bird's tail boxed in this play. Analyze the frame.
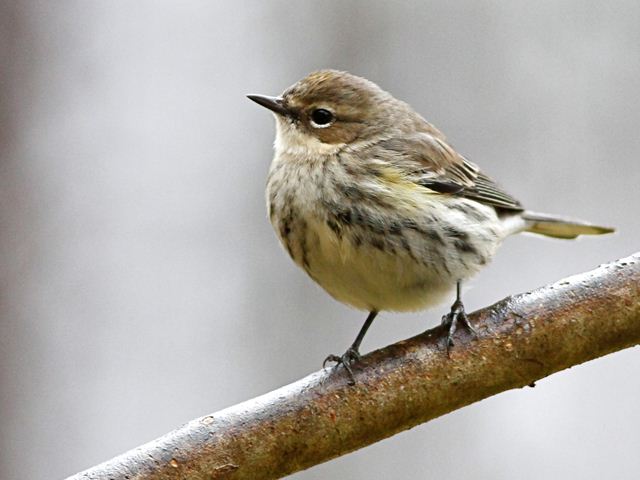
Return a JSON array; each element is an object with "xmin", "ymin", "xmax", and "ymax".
[{"xmin": 520, "ymin": 211, "xmax": 615, "ymax": 239}]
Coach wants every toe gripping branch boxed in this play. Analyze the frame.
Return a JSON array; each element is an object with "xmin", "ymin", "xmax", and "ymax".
[
  {"xmin": 441, "ymin": 281, "xmax": 478, "ymax": 354},
  {"xmin": 323, "ymin": 348, "xmax": 361, "ymax": 385},
  {"xmin": 323, "ymin": 311, "xmax": 378, "ymax": 385}
]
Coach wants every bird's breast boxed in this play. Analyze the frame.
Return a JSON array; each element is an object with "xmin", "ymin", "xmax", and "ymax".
[{"xmin": 265, "ymin": 152, "xmax": 505, "ymax": 312}]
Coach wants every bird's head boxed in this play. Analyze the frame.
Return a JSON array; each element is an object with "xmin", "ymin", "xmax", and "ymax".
[{"xmin": 248, "ymin": 70, "xmax": 421, "ymax": 155}]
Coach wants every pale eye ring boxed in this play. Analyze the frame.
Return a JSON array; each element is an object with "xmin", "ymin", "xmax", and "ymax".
[{"xmin": 309, "ymin": 108, "xmax": 335, "ymax": 128}]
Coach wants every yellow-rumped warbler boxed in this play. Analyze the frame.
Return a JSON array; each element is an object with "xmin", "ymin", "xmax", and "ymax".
[{"xmin": 248, "ymin": 70, "xmax": 613, "ymax": 380}]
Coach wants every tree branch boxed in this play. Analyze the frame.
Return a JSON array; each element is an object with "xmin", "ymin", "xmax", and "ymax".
[{"xmin": 67, "ymin": 253, "xmax": 640, "ymax": 480}]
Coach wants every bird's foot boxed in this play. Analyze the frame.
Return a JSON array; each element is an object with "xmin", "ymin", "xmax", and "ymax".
[
  {"xmin": 441, "ymin": 300, "xmax": 477, "ymax": 354},
  {"xmin": 323, "ymin": 347, "xmax": 361, "ymax": 385}
]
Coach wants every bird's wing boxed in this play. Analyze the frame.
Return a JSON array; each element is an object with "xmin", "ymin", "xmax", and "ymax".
[
  {"xmin": 460, "ymin": 170, "xmax": 524, "ymax": 211},
  {"xmin": 375, "ymin": 132, "xmax": 523, "ymax": 211}
]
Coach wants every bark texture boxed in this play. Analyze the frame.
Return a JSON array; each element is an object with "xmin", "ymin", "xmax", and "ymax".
[{"xmin": 67, "ymin": 253, "xmax": 640, "ymax": 480}]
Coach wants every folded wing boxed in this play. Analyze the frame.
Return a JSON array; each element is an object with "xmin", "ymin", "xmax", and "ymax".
[{"xmin": 375, "ymin": 132, "xmax": 523, "ymax": 211}]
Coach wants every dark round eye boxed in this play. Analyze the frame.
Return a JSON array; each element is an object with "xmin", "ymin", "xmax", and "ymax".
[{"xmin": 310, "ymin": 108, "xmax": 334, "ymax": 127}]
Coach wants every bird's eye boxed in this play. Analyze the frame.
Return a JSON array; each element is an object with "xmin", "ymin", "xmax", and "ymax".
[{"xmin": 309, "ymin": 108, "xmax": 335, "ymax": 128}]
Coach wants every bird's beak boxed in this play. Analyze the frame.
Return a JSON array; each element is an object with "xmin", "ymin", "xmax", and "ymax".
[{"xmin": 246, "ymin": 94, "xmax": 291, "ymax": 117}]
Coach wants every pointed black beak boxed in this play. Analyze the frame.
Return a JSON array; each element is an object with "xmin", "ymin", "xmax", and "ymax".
[{"xmin": 246, "ymin": 94, "xmax": 290, "ymax": 117}]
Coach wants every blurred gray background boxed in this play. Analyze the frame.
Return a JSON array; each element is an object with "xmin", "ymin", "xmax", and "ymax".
[{"xmin": 1, "ymin": 1, "xmax": 639, "ymax": 479}]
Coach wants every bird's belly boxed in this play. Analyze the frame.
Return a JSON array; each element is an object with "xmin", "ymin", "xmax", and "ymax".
[
  {"xmin": 301, "ymin": 218, "xmax": 472, "ymax": 312},
  {"xmin": 308, "ymin": 239, "xmax": 453, "ymax": 311}
]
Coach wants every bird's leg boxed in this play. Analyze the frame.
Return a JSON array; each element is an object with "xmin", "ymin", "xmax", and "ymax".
[
  {"xmin": 441, "ymin": 281, "xmax": 477, "ymax": 353},
  {"xmin": 324, "ymin": 311, "xmax": 378, "ymax": 385}
]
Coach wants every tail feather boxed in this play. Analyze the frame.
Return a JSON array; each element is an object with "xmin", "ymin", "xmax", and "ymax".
[{"xmin": 521, "ymin": 211, "xmax": 615, "ymax": 239}]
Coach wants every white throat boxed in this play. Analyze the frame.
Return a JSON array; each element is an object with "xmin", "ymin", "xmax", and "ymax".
[{"xmin": 273, "ymin": 117, "xmax": 344, "ymax": 157}]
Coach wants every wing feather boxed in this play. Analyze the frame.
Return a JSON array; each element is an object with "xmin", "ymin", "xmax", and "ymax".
[{"xmin": 373, "ymin": 132, "xmax": 523, "ymax": 211}]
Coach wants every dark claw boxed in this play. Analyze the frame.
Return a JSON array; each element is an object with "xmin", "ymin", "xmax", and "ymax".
[
  {"xmin": 323, "ymin": 347, "xmax": 361, "ymax": 385},
  {"xmin": 322, "ymin": 354, "xmax": 341, "ymax": 369},
  {"xmin": 441, "ymin": 300, "xmax": 477, "ymax": 354}
]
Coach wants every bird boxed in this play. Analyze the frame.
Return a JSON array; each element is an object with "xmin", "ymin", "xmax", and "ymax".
[{"xmin": 247, "ymin": 70, "xmax": 614, "ymax": 382}]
